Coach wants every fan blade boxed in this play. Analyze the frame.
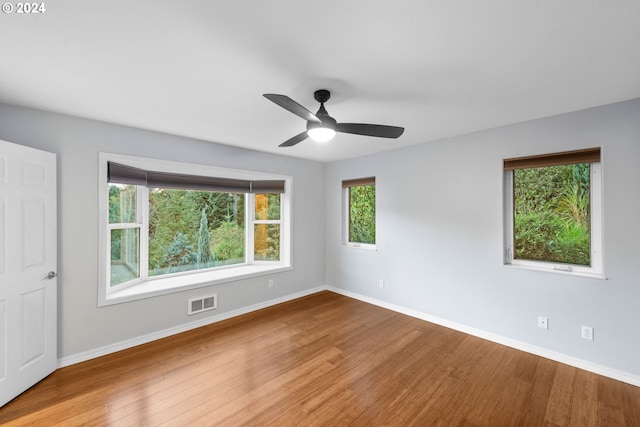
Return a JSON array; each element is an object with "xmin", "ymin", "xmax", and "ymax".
[
  {"xmin": 336, "ymin": 123, "xmax": 404, "ymax": 138},
  {"xmin": 279, "ymin": 131, "xmax": 308, "ymax": 147},
  {"xmin": 264, "ymin": 94, "xmax": 321, "ymax": 123}
]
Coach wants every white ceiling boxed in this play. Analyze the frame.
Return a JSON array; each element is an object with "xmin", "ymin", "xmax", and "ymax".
[{"xmin": 1, "ymin": 1, "xmax": 639, "ymax": 162}]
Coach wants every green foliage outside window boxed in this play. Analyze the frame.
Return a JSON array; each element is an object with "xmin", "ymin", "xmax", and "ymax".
[
  {"xmin": 211, "ymin": 219, "xmax": 245, "ymax": 262},
  {"xmin": 161, "ymin": 231, "xmax": 196, "ymax": 273},
  {"xmin": 197, "ymin": 208, "xmax": 212, "ymax": 266},
  {"xmin": 148, "ymin": 189, "xmax": 245, "ymax": 276},
  {"xmin": 109, "ymin": 186, "xmax": 247, "ymax": 278},
  {"xmin": 109, "ymin": 185, "xmax": 123, "ymax": 260},
  {"xmin": 349, "ymin": 185, "xmax": 376, "ymax": 244},
  {"xmin": 513, "ymin": 163, "xmax": 590, "ymax": 266}
]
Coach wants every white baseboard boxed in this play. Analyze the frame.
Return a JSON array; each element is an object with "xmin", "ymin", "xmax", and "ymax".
[
  {"xmin": 57, "ymin": 286, "xmax": 325, "ymax": 368},
  {"xmin": 326, "ymin": 286, "xmax": 640, "ymax": 388}
]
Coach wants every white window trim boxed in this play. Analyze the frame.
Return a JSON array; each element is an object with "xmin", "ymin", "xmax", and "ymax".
[
  {"xmin": 98, "ymin": 153, "xmax": 293, "ymax": 306},
  {"xmin": 250, "ymin": 193, "xmax": 285, "ymax": 264},
  {"xmin": 503, "ymin": 162, "xmax": 604, "ymax": 278},
  {"xmin": 342, "ymin": 181, "xmax": 377, "ymax": 251}
]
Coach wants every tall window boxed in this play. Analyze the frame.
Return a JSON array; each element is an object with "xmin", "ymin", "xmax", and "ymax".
[
  {"xmin": 100, "ymin": 154, "xmax": 291, "ymax": 305},
  {"xmin": 253, "ymin": 193, "xmax": 281, "ymax": 261},
  {"xmin": 109, "ymin": 184, "xmax": 141, "ymax": 286},
  {"xmin": 343, "ymin": 177, "xmax": 376, "ymax": 248},
  {"xmin": 504, "ymin": 148, "xmax": 602, "ymax": 276}
]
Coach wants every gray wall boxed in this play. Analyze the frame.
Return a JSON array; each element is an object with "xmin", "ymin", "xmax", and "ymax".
[
  {"xmin": 2, "ymin": 97, "xmax": 638, "ymax": 380},
  {"xmin": 325, "ymin": 98, "xmax": 640, "ymax": 378},
  {"xmin": 0, "ymin": 103, "xmax": 325, "ymax": 359}
]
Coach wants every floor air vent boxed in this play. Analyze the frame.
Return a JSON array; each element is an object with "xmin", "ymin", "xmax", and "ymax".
[{"xmin": 188, "ymin": 294, "xmax": 217, "ymax": 315}]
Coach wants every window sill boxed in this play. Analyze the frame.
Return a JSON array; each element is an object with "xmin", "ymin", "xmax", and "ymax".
[
  {"xmin": 101, "ymin": 264, "xmax": 292, "ymax": 306},
  {"xmin": 503, "ymin": 263, "xmax": 606, "ymax": 279},
  {"xmin": 343, "ymin": 243, "xmax": 377, "ymax": 251}
]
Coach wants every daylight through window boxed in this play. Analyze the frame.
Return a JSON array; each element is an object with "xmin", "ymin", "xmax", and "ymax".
[
  {"xmin": 100, "ymin": 155, "xmax": 291, "ymax": 305},
  {"xmin": 504, "ymin": 148, "xmax": 602, "ymax": 276},
  {"xmin": 343, "ymin": 177, "xmax": 376, "ymax": 248}
]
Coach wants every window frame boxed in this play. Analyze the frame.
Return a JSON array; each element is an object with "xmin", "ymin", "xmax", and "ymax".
[
  {"xmin": 107, "ymin": 183, "xmax": 144, "ymax": 286},
  {"xmin": 503, "ymin": 149, "xmax": 603, "ymax": 278},
  {"xmin": 250, "ymin": 193, "xmax": 283, "ymax": 264},
  {"xmin": 342, "ymin": 177, "xmax": 376, "ymax": 250},
  {"xmin": 98, "ymin": 153, "xmax": 292, "ymax": 306}
]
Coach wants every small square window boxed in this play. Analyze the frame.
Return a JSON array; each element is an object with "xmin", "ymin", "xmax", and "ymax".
[{"xmin": 504, "ymin": 148, "xmax": 602, "ymax": 276}]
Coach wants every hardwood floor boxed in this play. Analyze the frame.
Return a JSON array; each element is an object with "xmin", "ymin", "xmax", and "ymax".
[{"xmin": 1, "ymin": 291, "xmax": 639, "ymax": 426}]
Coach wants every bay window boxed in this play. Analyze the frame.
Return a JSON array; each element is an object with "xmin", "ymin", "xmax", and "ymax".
[{"xmin": 99, "ymin": 153, "xmax": 292, "ymax": 305}]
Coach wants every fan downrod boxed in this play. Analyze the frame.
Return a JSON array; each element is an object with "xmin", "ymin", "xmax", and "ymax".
[{"xmin": 314, "ymin": 89, "xmax": 331, "ymax": 104}]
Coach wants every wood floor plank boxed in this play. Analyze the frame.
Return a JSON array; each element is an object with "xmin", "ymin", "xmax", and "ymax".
[{"xmin": 1, "ymin": 291, "xmax": 639, "ymax": 427}]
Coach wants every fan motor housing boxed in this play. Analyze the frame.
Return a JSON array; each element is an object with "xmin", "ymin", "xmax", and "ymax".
[
  {"xmin": 314, "ymin": 89, "xmax": 331, "ymax": 103},
  {"xmin": 307, "ymin": 115, "xmax": 336, "ymax": 131}
]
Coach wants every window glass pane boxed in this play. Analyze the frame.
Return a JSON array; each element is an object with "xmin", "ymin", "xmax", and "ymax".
[
  {"xmin": 255, "ymin": 193, "xmax": 281, "ymax": 220},
  {"xmin": 349, "ymin": 184, "xmax": 376, "ymax": 244},
  {"xmin": 109, "ymin": 184, "xmax": 136, "ymax": 223},
  {"xmin": 110, "ymin": 227, "xmax": 139, "ymax": 286},
  {"xmin": 254, "ymin": 224, "xmax": 280, "ymax": 261},
  {"xmin": 148, "ymin": 189, "xmax": 245, "ymax": 276},
  {"xmin": 513, "ymin": 163, "xmax": 590, "ymax": 266}
]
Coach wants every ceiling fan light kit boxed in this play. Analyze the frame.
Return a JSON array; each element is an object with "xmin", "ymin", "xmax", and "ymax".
[
  {"xmin": 264, "ymin": 89, "xmax": 404, "ymax": 147},
  {"xmin": 307, "ymin": 124, "xmax": 336, "ymax": 142}
]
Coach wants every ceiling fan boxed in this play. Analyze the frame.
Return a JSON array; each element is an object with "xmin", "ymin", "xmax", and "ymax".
[{"xmin": 263, "ymin": 89, "xmax": 404, "ymax": 147}]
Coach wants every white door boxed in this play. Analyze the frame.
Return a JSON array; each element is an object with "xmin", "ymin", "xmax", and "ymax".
[{"xmin": 0, "ymin": 139, "xmax": 57, "ymax": 407}]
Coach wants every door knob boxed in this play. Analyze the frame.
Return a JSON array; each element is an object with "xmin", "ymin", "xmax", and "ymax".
[{"xmin": 44, "ymin": 271, "xmax": 57, "ymax": 280}]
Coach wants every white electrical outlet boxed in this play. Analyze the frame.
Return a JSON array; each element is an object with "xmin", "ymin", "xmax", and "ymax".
[
  {"xmin": 581, "ymin": 325, "xmax": 594, "ymax": 340},
  {"xmin": 268, "ymin": 279, "xmax": 274, "ymax": 288},
  {"xmin": 537, "ymin": 316, "xmax": 548, "ymax": 330},
  {"xmin": 379, "ymin": 280, "xmax": 384, "ymax": 289}
]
